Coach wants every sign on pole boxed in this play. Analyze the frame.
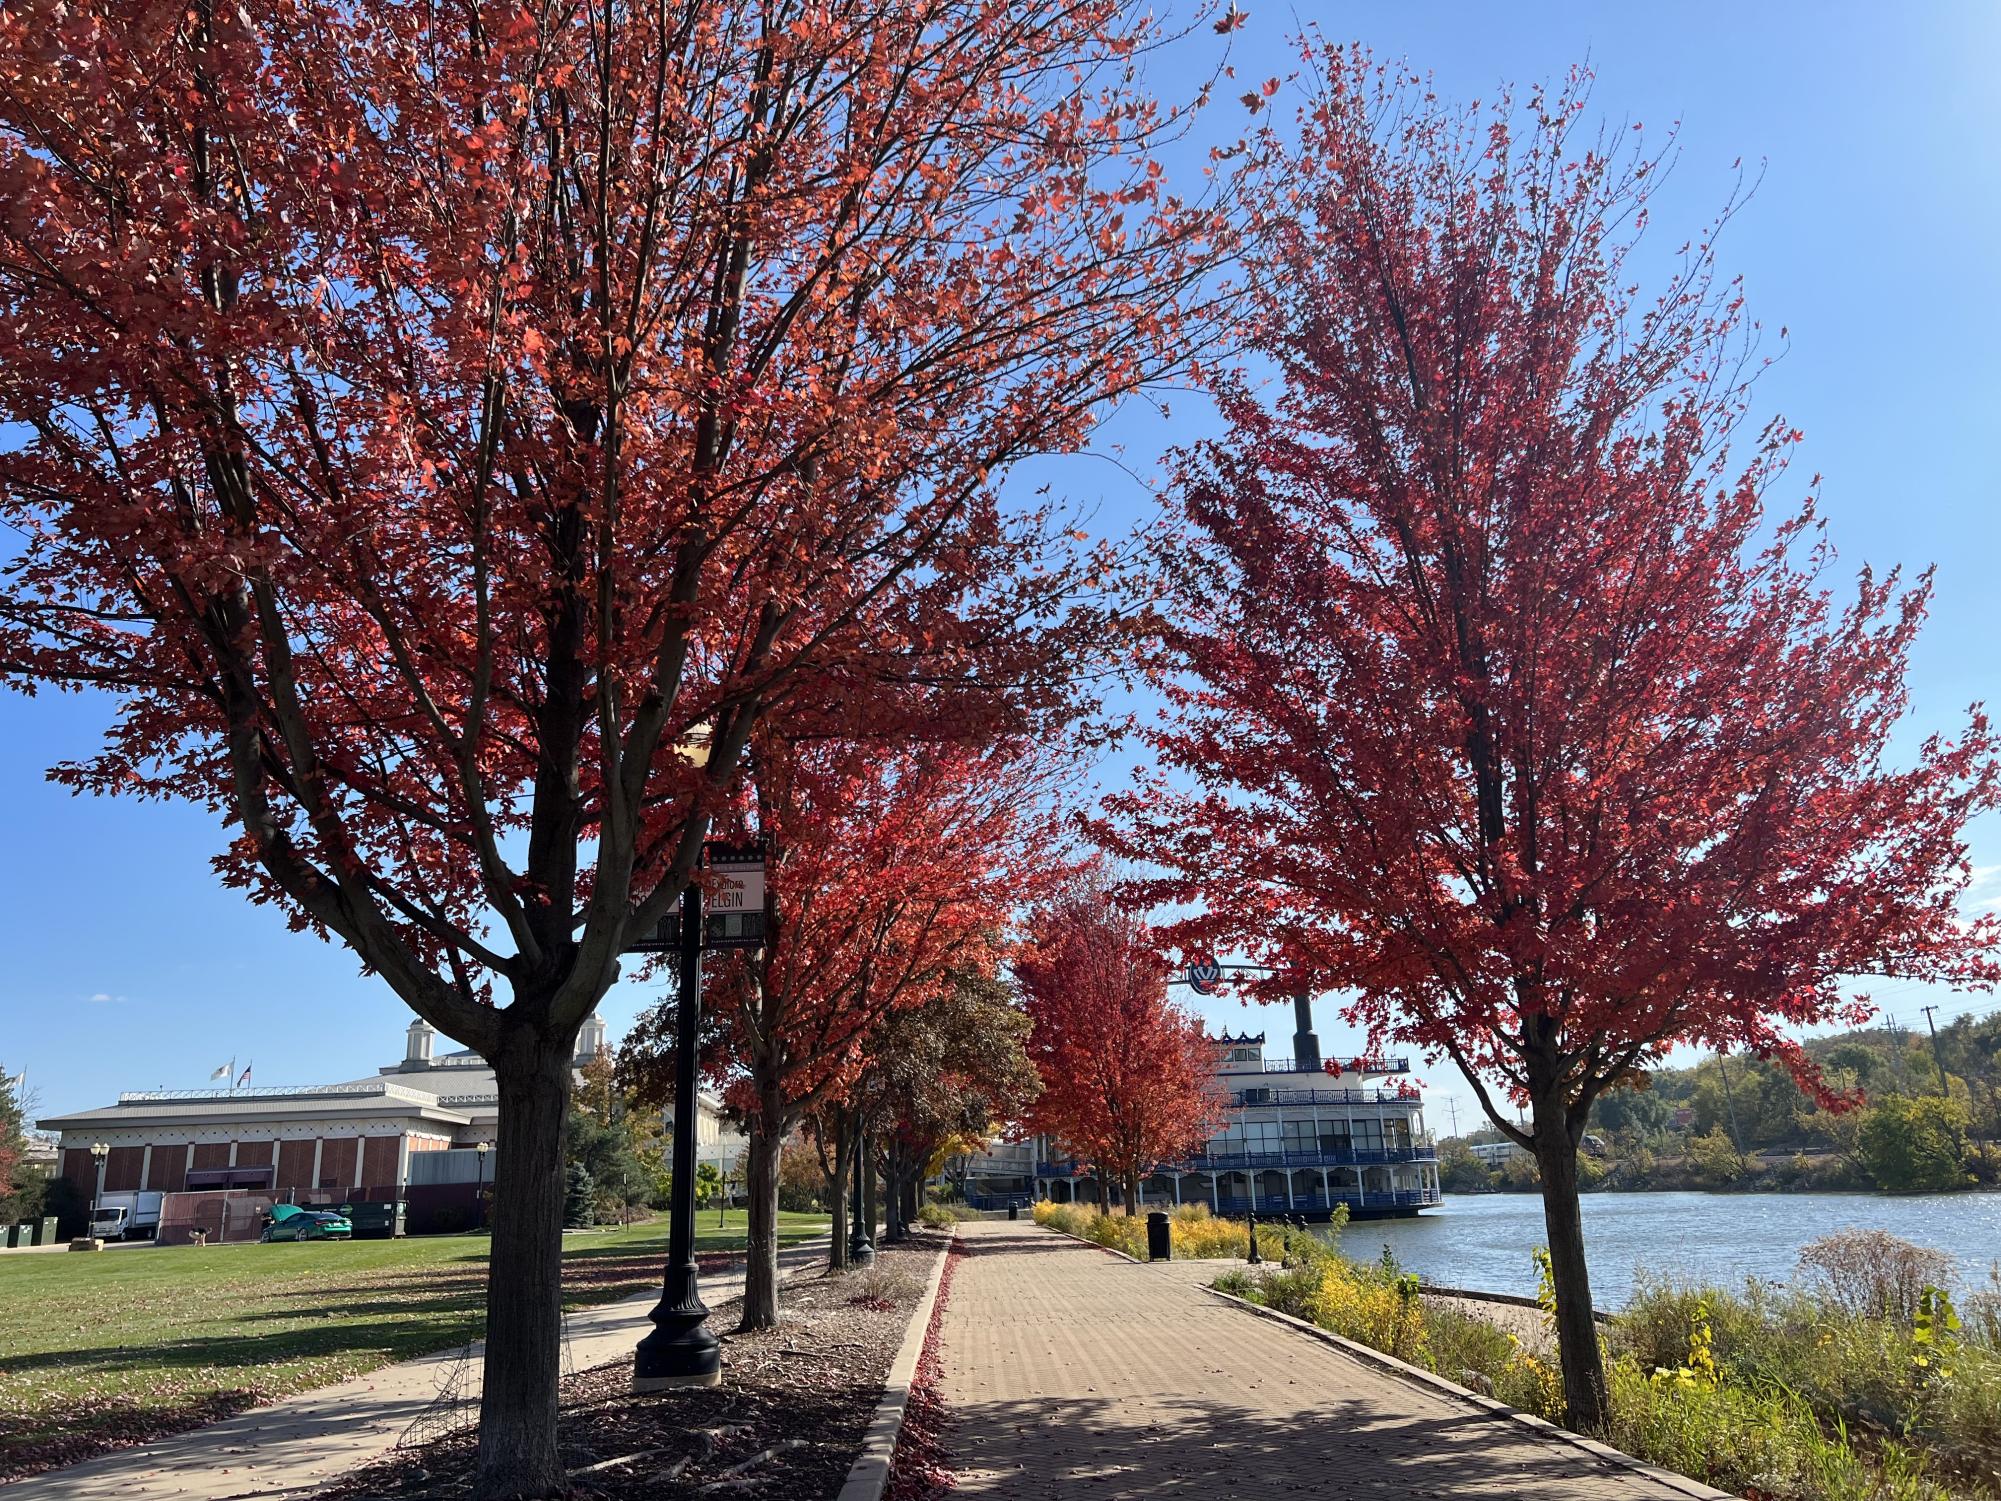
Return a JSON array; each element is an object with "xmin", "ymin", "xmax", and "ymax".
[
  {"xmin": 701, "ymin": 841, "xmax": 768, "ymax": 950},
  {"xmin": 1186, "ymin": 956, "xmax": 1222, "ymax": 995},
  {"xmin": 620, "ymin": 840, "xmax": 770, "ymax": 954}
]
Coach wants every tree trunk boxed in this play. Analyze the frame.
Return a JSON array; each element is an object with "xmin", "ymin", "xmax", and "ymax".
[
  {"xmin": 1532, "ymin": 1098, "xmax": 1609, "ymax": 1432},
  {"xmin": 901, "ymin": 1172, "xmax": 918, "ymax": 1228},
  {"xmin": 827, "ymin": 1109, "xmax": 850, "ymax": 1273},
  {"xmin": 880, "ymin": 1141, "xmax": 905, "ymax": 1243},
  {"xmin": 474, "ymin": 1026, "xmax": 575, "ymax": 1500},
  {"xmin": 1094, "ymin": 1174, "xmax": 1109, "ymax": 1213},
  {"xmin": 861, "ymin": 1127, "xmax": 879, "ymax": 1239},
  {"xmin": 1124, "ymin": 1170, "xmax": 1141, "ymax": 1216},
  {"xmin": 739, "ymin": 1083, "xmax": 785, "ymax": 1331}
]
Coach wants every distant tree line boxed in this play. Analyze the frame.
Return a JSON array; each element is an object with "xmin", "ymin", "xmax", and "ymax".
[{"xmin": 1439, "ymin": 1008, "xmax": 2000, "ymax": 1196}]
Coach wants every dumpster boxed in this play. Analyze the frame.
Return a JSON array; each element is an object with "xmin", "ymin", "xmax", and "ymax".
[
  {"xmin": 1147, "ymin": 1210, "xmax": 1171, "ymax": 1261},
  {"xmin": 346, "ymin": 1201, "xmax": 406, "ymax": 1239}
]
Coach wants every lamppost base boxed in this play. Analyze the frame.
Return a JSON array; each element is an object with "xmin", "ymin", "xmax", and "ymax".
[
  {"xmin": 632, "ymin": 1288, "xmax": 722, "ymax": 1391},
  {"xmin": 848, "ymin": 1240, "xmax": 876, "ymax": 1267},
  {"xmin": 632, "ymin": 1367, "xmax": 722, "ymax": 1394}
]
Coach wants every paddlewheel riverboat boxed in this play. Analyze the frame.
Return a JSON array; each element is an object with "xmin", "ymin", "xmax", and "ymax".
[{"xmin": 952, "ymin": 996, "xmax": 1441, "ymax": 1221}]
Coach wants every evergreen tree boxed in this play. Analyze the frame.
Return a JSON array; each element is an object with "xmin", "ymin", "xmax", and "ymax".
[{"xmin": 561, "ymin": 1165, "xmax": 596, "ymax": 1230}]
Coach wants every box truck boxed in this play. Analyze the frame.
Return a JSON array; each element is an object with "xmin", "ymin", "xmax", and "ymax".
[{"xmin": 88, "ymin": 1191, "xmax": 165, "ymax": 1241}]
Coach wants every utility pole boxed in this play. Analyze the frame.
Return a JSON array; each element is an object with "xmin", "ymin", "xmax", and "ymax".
[
  {"xmin": 1715, "ymin": 1052, "xmax": 1746, "ymax": 1164},
  {"xmin": 1885, "ymin": 1018, "xmax": 1908, "ymax": 1085},
  {"xmin": 1445, "ymin": 1099, "xmax": 1460, "ymax": 1139},
  {"xmin": 1920, "ymin": 1005, "xmax": 1950, "ymax": 1096}
]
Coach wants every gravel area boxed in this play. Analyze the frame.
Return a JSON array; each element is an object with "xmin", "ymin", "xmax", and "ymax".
[
  {"xmin": 1423, "ymin": 1292, "xmax": 1558, "ymax": 1355},
  {"xmin": 321, "ymin": 1237, "xmax": 941, "ymax": 1501}
]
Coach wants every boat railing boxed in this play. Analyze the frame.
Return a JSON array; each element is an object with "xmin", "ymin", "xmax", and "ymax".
[
  {"xmin": 1227, "ymin": 1086, "xmax": 1426, "ymax": 1108},
  {"xmin": 963, "ymin": 1186, "xmax": 1443, "ymax": 1213},
  {"xmin": 1032, "ymin": 1144, "xmax": 1437, "ymax": 1177}
]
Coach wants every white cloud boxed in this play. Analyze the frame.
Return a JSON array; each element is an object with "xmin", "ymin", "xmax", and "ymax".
[{"xmin": 84, "ymin": 992, "xmax": 127, "ymax": 1004}]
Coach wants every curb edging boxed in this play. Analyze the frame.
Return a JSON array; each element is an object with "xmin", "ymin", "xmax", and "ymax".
[
  {"xmin": 1204, "ymin": 1286, "xmax": 1738, "ymax": 1501},
  {"xmin": 834, "ymin": 1229, "xmax": 956, "ymax": 1501}
]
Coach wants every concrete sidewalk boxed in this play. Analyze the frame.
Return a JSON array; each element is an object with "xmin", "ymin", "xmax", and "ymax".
[
  {"xmin": 932, "ymin": 1222, "xmax": 1706, "ymax": 1499},
  {"xmin": 7, "ymin": 1238, "xmax": 831, "ymax": 1500}
]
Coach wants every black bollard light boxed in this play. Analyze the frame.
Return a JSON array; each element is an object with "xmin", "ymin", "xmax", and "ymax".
[{"xmin": 1246, "ymin": 1195, "xmax": 1262, "ymax": 1265}]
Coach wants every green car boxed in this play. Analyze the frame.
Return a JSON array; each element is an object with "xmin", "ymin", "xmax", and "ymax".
[{"xmin": 261, "ymin": 1204, "xmax": 354, "ymax": 1242}]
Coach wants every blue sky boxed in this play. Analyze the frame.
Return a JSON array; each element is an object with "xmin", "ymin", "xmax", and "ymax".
[{"xmin": 6, "ymin": 3, "xmax": 2001, "ymax": 1136}]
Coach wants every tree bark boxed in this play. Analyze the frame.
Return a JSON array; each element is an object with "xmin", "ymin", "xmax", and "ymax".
[
  {"xmin": 880, "ymin": 1141, "xmax": 905, "ymax": 1242},
  {"xmin": 739, "ymin": 1083, "xmax": 785, "ymax": 1331},
  {"xmin": 827, "ymin": 1109, "xmax": 850, "ymax": 1273},
  {"xmin": 474, "ymin": 1025, "xmax": 575, "ymax": 1500},
  {"xmin": 1123, "ymin": 1170, "xmax": 1140, "ymax": 1216},
  {"xmin": 1532, "ymin": 1097, "xmax": 1609, "ymax": 1431},
  {"xmin": 861, "ymin": 1127, "xmax": 879, "ymax": 1239}
]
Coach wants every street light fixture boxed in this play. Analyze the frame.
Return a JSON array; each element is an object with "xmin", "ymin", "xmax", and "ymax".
[
  {"xmin": 475, "ymin": 1141, "xmax": 491, "ymax": 1232},
  {"xmin": 848, "ymin": 1126, "xmax": 875, "ymax": 1267},
  {"xmin": 629, "ymin": 836, "xmax": 767, "ymax": 1393},
  {"xmin": 88, "ymin": 1142, "xmax": 109, "ymax": 1234}
]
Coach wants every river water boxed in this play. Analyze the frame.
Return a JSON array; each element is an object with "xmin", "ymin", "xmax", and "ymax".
[{"xmin": 1327, "ymin": 1191, "xmax": 2001, "ymax": 1306}]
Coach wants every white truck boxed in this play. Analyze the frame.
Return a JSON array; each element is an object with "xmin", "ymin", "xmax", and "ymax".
[{"xmin": 88, "ymin": 1190, "xmax": 164, "ymax": 1241}]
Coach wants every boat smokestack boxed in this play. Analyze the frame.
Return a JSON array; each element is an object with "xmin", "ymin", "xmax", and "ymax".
[{"xmin": 1292, "ymin": 993, "xmax": 1321, "ymax": 1073}]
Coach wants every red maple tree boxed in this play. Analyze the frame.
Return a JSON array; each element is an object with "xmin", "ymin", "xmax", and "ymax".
[
  {"xmin": 1102, "ymin": 55, "xmax": 2001, "ymax": 1425},
  {"xmin": 1017, "ymin": 878, "xmax": 1221, "ymax": 1214},
  {"xmin": 0, "ymin": 2, "xmax": 1235, "ymax": 1490}
]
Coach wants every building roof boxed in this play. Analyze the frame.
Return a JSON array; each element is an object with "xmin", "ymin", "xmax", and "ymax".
[{"xmin": 38, "ymin": 1078, "xmax": 478, "ymax": 1133}]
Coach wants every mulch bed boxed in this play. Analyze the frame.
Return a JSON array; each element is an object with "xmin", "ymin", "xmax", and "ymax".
[{"xmin": 324, "ymin": 1236, "xmax": 945, "ymax": 1501}]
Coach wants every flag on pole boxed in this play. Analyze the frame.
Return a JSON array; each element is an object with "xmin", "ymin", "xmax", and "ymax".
[
  {"xmin": 210, "ymin": 1062, "xmax": 230, "ymax": 1081},
  {"xmin": 236, "ymin": 1063, "xmax": 253, "ymax": 1088}
]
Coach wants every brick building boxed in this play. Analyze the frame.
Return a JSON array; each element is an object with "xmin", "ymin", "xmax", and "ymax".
[{"xmin": 40, "ymin": 1014, "xmax": 609, "ymax": 1207}]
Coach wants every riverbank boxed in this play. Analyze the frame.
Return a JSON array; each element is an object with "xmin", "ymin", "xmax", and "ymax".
[
  {"xmin": 1450, "ymin": 1179, "xmax": 2001, "ymax": 1198},
  {"xmin": 1217, "ymin": 1228, "xmax": 2001, "ymax": 1501},
  {"xmin": 1360, "ymin": 1190, "xmax": 2001, "ymax": 1305}
]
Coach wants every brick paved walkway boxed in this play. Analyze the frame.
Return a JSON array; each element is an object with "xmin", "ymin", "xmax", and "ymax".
[{"xmin": 932, "ymin": 1222, "xmax": 1702, "ymax": 1499}]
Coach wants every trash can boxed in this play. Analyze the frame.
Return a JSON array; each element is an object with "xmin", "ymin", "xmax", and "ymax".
[
  {"xmin": 38, "ymin": 1217, "xmax": 58, "ymax": 1246},
  {"xmin": 2, "ymin": 1224, "xmax": 18, "ymax": 1249},
  {"xmin": 1147, "ymin": 1210, "xmax": 1172, "ymax": 1262},
  {"xmin": 1007, "ymin": 1202, "xmax": 1019, "ymax": 1221}
]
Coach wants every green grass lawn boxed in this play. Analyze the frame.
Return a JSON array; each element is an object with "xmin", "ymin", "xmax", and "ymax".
[{"xmin": 0, "ymin": 1210, "xmax": 829, "ymax": 1479}]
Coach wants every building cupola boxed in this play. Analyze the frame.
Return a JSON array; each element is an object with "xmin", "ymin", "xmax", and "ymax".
[
  {"xmin": 574, "ymin": 1012, "xmax": 607, "ymax": 1063},
  {"xmin": 404, "ymin": 1016, "xmax": 435, "ymax": 1068}
]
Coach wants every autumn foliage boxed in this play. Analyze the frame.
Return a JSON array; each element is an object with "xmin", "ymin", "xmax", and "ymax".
[
  {"xmin": 0, "ymin": 0, "xmax": 1233, "ymax": 1491},
  {"xmin": 1103, "ymin": 52, "xmax": 2001, "ymax": 1425},
  {"xmin": 1017, "ymin": 879, "xmax": 1220, "ymax": 1214}
]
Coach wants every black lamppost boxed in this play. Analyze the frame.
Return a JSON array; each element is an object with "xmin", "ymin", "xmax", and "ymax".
[
  {"xmin": 474, "ymin": 1140, "xmax": 491, "ymax": 1231},
  {"xmin": 632, "ymin": 881, "xmax": 721, "ymax": 1391},
  {"xmin": 88, "ymin": 1141, "xmax": 109, "ymax": 1232},
  {"xmin": 847, "ymin": 1125, "xmax": 875, "ymax": 1267}
]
